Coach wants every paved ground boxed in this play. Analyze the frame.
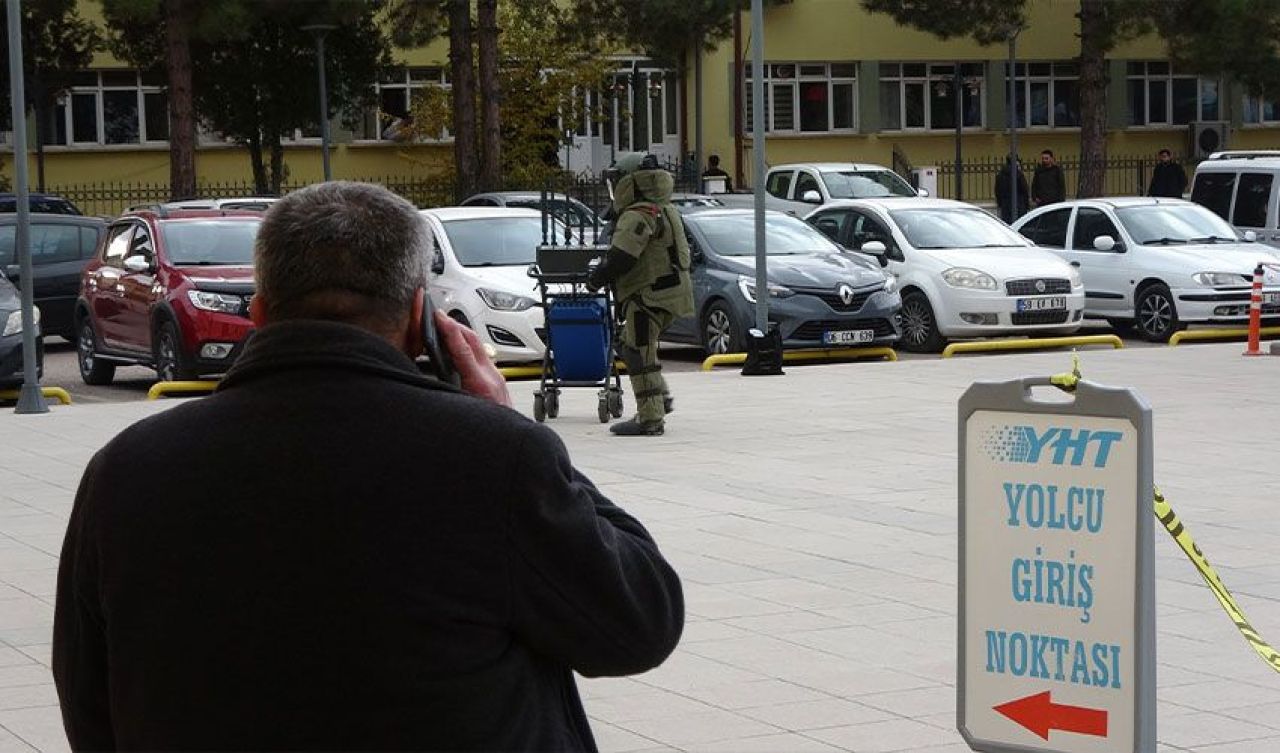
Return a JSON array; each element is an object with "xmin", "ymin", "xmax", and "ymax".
[{"xmin": 2, "ymin": 342, "xmax": 1279, "ymax": 752}]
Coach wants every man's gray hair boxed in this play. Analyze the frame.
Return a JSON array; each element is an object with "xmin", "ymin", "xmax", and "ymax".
[{"xmin": 255, "ymin": 181, "xmax": 427, "ymax": 326}]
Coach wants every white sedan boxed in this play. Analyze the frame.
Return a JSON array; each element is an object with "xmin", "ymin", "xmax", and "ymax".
[
  {"xmin": 1013, "ymin": 198, "xmax": 1280, "ymax": 341},
  {"xmin": 419, "ymin": 207, "xmax": 556, "ymax": 364},
  {"xmin": 806, "ymin": 198, "xmax": 1084, "ymax": 352}
]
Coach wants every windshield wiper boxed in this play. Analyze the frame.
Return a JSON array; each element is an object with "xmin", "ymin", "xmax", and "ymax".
[
  {"xmin": 1142, "ymin": 237, "xmax": 1188, "ymax": 245},
  {"xmin": 1188, "ymin": 236, "xmax": 1237, "ymax": 244}
]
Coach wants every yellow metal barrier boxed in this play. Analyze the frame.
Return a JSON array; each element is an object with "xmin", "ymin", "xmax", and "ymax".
[
  {"xmin": 700, "ymin": 346, "xmax": 897, "ymax": 371},
  {"xmin": 1168, "ymin": 326, "xmax": 1280, "ymax": 347},
  {"xmin": 147, "ymin": 380, "xmax": 220, "ymax": 400},
  {"xmin": 0, "ymin": 386, "xmax": 73, "ymax": 405},
  {"xmin": 940, "ymin": 334, "xmax": 1124, "ymax": 359},
  {"xmin": 500, "ymin": 361, "xmax": 627, "ymax": 381}
]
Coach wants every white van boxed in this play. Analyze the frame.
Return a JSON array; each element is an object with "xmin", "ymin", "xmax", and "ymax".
[{"xmin": 1189, "ymin": 151, "xmax": 1280, "ymax": 248}]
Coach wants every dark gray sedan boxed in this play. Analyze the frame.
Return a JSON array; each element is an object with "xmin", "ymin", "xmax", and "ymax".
[
  {"xmin": 0, "ymin": 213, "xmax": 105, "ymax": 340},
  {"xmin": 664, "ymin": 209, "xmax": 901, "ymax": 355},
  {"xmin": 0, "ymin": 273, "xmax": 43, "ymax": 387}
]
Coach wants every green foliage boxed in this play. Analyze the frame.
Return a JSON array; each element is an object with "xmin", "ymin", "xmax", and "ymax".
[
  {"xmin": 573, "ymin": 0, "xmax": 789, "ymax": 67},
  {"xmin": 0, "ymin": 0, "xmax": 102, "ymax": 128},
  {"xmin": 1156, "ymin": 0, "xmax": 1280, "ymax": 96},
  {"xmin": 407, "ymin": 1, "xmax": 613, "ymax": 186},
  {"xmin": 859, "ymin": 0, "xmax": 1026, "ymax": 44},
  {"xmin": 385, "ymin": 0, "xmax": 446, "ymax": 48}
]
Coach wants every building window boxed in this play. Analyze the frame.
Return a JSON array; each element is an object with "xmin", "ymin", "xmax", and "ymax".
[
  {"xmin": 356, "ymin": 66, "xmax": 450, "ymax": 142},
  {"xmin": 599, "ymin": 63, "xmax": 680, "ymax": 149},
  {"xmin": 1127, "ymin": 61, "xmax": 1219, "ymax": 126},
  {"xmin": 1243, "ymin": 93, "xmax": 1280, "ymax": 125},
  {"xmin": 1009, "ymin": 62, "xmax": 1079, "ymax": 128},
  {"xmin": 879, "ymin": 62, "xmax": 984, "ymax": 131},
  {"xmin": 41, "ymin": 70, "xmax": 168, "ymax": 146},
  {"xmin": 744, "ymin": 62, "xmax": 857, "ymax": 134}
]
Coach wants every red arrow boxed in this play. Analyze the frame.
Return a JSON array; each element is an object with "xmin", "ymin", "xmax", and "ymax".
[{"xmin": 994, "ymin": 691, "xmax": 1108, "ymax": 740}]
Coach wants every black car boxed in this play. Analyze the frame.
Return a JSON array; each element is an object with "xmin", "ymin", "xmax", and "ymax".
[
  {"xmin": 0, "ymin": 214, "xmax": 106, "ymax": 340},
  {"xmin": 0, "ymin": 273, "xmax": 43, "ymax": 388},
  {"xmin": 0, "ymin": 193, "xmax": 83, "ymax": 215}
]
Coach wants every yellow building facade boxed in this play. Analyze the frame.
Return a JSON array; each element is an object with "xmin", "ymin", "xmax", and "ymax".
[
  {"xmin": 3, "ymin": 0, "xmax": 1280, "ymax": 208},
  {"xmin": 695, "ymin": 0, "xmax": 1280, "ymax": 192}
]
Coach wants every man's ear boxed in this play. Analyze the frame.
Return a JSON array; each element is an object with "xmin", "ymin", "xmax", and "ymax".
[{"xmin": 249, "ymin": 293, "xmax": 268, "ymax": 327}]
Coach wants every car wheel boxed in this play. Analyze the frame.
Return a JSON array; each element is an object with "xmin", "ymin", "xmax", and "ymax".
[
  {"xmin": 899, "ymin": 291, "xmax": 946, "ymax": 353},
  {"xmin": 76, "ymin": 318, "xmax": 115, "ymax": 386},
  {"xmin": 1134, "ymin": 284, "xmax": 1181, "ymax": 343},
  {"xmin": 155, "ymin": 321, "xmax": 196, "ymax": 382},
  {"xmin": 701, "ymin": 301, "xmax": 739, "ymax": 356}
]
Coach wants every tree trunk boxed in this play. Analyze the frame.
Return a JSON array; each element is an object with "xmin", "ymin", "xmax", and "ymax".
[
  {"xmin": 477, "ymin": 0, "xmax": 501, "ymax": 191},
  {"xmin": 165, "ymin": 0, "xmax": 198, "ymax": 200},
  {"xmin": 448, "ymin": 0, "xmax": 478, "ymax": 202},
  {"xmin": 269, "ymin": 139, "xmax": 284, "ymax": 195},
  {"xmin": 1077, "ymin": 0, "xmax": 1108, "ymax": 198},
  {"xmin": 247, "ymin": 133, "xmax": 267, "ymax": 195}
]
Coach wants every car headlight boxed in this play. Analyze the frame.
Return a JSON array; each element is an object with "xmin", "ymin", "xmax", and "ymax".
[
  {"xmin": 941, "ymin": 267, "xmax": 998, "ymax": 290},
  {"xmin": 1192, "ymin": 272, "xmax": 1247, "ymax": 287},
  {"xmin": 2, "ymin": 307, "xmax": 39, "ymax": 337},
  {"xmin": 476, "ymin": 287, "xmax": 536, "ymax": 312},
  {"xmin": 737, "ymin": 275, "xmax": 795, "ymax": 304},
  {"xmin": 187, "ymin": 290, "xmax": 245, "ymax": 314}
]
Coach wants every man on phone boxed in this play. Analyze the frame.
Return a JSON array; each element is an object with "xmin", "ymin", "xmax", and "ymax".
[{"xmin": 53, "ymin": 181, "xmax": 684, "ymax": 751}]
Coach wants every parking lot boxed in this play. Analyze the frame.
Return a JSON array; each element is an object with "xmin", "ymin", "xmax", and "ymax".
[{"xmin": 2, "ymin": 341, "xmax": 1278, "ymax": 752}]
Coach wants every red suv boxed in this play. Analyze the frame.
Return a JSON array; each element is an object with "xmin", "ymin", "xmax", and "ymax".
[{"xmin": 75, "ymin": 207, "xmax": 262, "ymax": 384}]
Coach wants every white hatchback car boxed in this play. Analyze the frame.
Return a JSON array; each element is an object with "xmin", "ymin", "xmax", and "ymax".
[
  {"xmin": 805, "ymin": 198, "xmax": 1084, "ymax": 352},
  {"xmin": 1012, "ymin": 198, "xmax": 1280, "ymax": 341},
  {"xmin": 420, "ymin": 207, "xmax": 558, "ymax": 364}
]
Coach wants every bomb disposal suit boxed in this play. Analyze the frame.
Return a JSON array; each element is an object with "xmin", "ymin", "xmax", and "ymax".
[{"xmin": 588, "ymin": 154, "xmax": 694, "ymax": 436}]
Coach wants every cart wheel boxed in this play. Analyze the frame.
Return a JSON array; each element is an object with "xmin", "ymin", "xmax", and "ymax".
[
  {"xmin": 608, "ymin": 390, "xmax": 624, "ymax": 418},
  {"xmin": 545, "ymin": 391, "xmax": 560, "ymax": 419},
  {"xmin": 597, "ymin": 397, "xmax": 610, "ymax": 424},
  {"xmin": 533, "ymin": 393, "xmax": 546, "ymax": 423}
]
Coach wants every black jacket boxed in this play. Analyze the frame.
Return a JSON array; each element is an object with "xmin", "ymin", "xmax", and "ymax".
[
  {"xmin": 53, "ymin": 321, "xmax": 684, "ymax": 751},
  {"xmin": 995, "ymin": 165, "xmax": 1031, "ymax": 223},
  {"xmin": 1031, "ymin": 164, "xmax": 1066, "ymax": 206},
  {"xmin": 1149, "ymin": 161, "xmax": 1188, "ymax": 198}
]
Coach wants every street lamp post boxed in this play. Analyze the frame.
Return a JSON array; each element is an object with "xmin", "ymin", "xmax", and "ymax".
[
  {"xmin": 6, "ymin": 0, "xmax": 48, "ymax": 414},
  {"xmin": 302, "ymin": 23, "xmax": 338, "ymax": 182}
]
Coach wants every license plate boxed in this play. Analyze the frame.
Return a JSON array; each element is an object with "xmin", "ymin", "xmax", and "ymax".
[
  {"xmin": 1264, "ymin": 292, "xmax": 1280, "ymax": 305},
  {"xmin": 1016, "ymin": 296, "xmax": 1067, "ymax": 312},
  {"xmin": 823, "ymin": 329, "xmax": 875, "ymax": 345}
]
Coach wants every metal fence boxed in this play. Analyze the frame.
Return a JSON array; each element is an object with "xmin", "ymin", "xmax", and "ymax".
[
  {"xmin": 50, "ymin": 174, "xmax": 460, "ymax": 218},
  {"xmin": 933, "ymin": 155, "xmax": 1197, "ymax": 203}
]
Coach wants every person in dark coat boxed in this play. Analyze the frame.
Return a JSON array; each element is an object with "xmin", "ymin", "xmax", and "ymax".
[
  {"xmin": 1148, "ymin": 148, "xmax": 1188, "ymax": 197},
  {"xmin": 52, "ymin": 181, "xmax": 684, "ymax": 752},
  {"xmin": 1031, "ymin": 149, "xmax": 1066, "ymax": 207},
  {"xmin": 995, "ymin": 156, "xmax": 1030, "ymax": 223},
  {"xmin": 702, "ymin": 154, "xmax": 733, "ymax": 192}
]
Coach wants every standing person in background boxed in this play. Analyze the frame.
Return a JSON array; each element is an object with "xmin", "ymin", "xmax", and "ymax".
[
  {"xmin": 995, "ymin": 155, "xmax": 1030, "ymax": 224},
  {"xmin": 1031, "ymin": 149, "xmax": 1066, "ymax": 207},
  {"xmin": 702, "ymin": 154, "xmax": 733, "ymax": 192},
  {"xmin": 1148, "ymin": 149, "xmax": 1188, "ymax": 197}
]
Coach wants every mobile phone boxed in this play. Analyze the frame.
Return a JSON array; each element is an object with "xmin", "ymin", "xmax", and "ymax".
[{"xmin": 420, "ymin": 295, "xmax": 461, "ymax": 387}]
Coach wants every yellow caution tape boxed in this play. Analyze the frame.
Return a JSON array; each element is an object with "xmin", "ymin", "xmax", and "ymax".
[
  {"xmin": 1153, "ymin": 488, "xmax": 1280, "ymax": 673},
  {"xmin": 1048, "ymin": 352, "xmax": 1280, "ymax": 673}
]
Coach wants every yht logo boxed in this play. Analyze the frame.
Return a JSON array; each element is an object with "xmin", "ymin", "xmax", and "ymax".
[{"xmin": 982, "ymin": 425, "xmax": 1123, "ymax": 468}]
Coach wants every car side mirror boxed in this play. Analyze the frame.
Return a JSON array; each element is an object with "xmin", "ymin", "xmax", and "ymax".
[
  {"xmin": 1244, "ymin": 230, "xmax": 1258, "ymax": 243},
  {"xmin": 1092, "ymin": 235, "xmax": 1117, "ymax": 252},
  {"xmin": 917, "ymin": 188, "xmax": 930, "ymax": 197},
  {"xmin": 801, "ymin": 190, "xmax": 822, "ymax": 204},
  {"xmin": 430, "ymin": 248, "xmax": 445, "ymax": 275},
  {"xmin": 123, "ymin": 255, "xmax": 152, "ymax": 273},
  {"xmin": 861, "ymin": 240, "xmax": 891, "ymax": 267}
]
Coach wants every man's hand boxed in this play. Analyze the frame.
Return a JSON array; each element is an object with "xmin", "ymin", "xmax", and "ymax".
[{"xmin": 435, "ymin": 311, "xmax": 513, "ymax": 408}]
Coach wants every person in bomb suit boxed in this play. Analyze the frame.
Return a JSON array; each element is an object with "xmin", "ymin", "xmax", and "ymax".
[{"xmin": 588, "ymin": 152, "xmax": 695, "ymax": 436}]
